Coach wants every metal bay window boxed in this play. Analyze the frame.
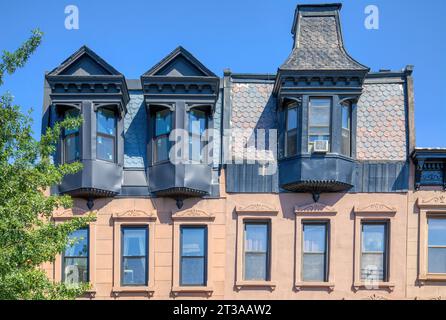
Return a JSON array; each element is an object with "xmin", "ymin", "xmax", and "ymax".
[
  {"xmin": 361, "ymin": 222, "xmax": 389, "ymax": 282},
  {"xmin": 302, "ymin": 223, "xmax": 328, "ymax": 282},
  {"xmin": 63, "ymin": 109, "xmax": 80, "ymax": 163},
  {"xmin": 428, "ymin": 218, "xmax": 446, "ymax": 274},
  {"xmin": 285, "ymin": 103, "xmax": 298, "ymax": 158},
  {"xmin": 63, "ymin": 228, "xmax": 89, "ymax": 285},
  {"xmin": 96, "ymin": 108, "xmax": 117, "ymax": 162},
  {"xmin": 180, "ymin": 226, "xmax": 207, "ymax": 286},
  {"xmin": 308, "ymin": 98, "xmax": 331, "ymax": 153},
  {"xmin": 153, "ymin": 109, "xmax": 172, "ymax": 163},
  {"xmin": 244, "ymin": 222, "xmax": 270, "ymax": 281},
  {"xmin": 121, "ymin": 227, "xmax": 148, "ymax": 286}
]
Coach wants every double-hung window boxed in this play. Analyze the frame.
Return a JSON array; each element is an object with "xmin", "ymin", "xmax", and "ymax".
[
  {"xmin": 121, "ymin": 227, "xmax": 148, "ymax": 286},
  {"xmin": 308, "ymin": 98, "xmax": 331, "ymax": 153},
  {"xmin": 285, "ymin": 103, "xmax": 298, "ymax": 157},
  {"xmin": 96, "ymin": 108, "xmax": 116, "ymax": 162},
  {"xmin": 361, "ymin": 222, "xmax": 389, "ymax": 282},
  {"xmin": 243, "ymin": 222, "xmax": 270, "ymax": 281},
  {"xmin": 302, "ymin": 223, "xmax": 328, "ymax": 282},
  {"xmin": 189, "ymin": 109, "xmax": 208, "ymax": 163},
  {"xmin": 63, "ymin": 109, "xmax": 80, "ymax": 163},
  {"xmin": 180, "ymin": 226, "xmax": 207, "ymax": 286},
  {"xmin": 153, "ymin": 109, "xmax": 172, "ymax": 163},
  {"xmin": 341, "ymin": 103, "xmax": 351, "ymax": 156},
  {"xmin": 427, "ymin": 218, "xmax": 446, "ymax": 274},
  {"xmin": 63, "ymin": 228, "xmax": 89, "ymax": 285}
]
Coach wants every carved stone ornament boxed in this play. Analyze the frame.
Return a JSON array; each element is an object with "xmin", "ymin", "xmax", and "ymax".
[
  {"xmin": 236, "ymin": 203, "xmax": 279, "ymax": 215},
  {"xmin": 172, "ymin": 208, "xmax": 214, "ymax": 220},
  {"xmin": 53, "ymin": 207, "xmax": 89, "ymax": 218},
  {"xmin": 355, "ymin": 203, "xmax": 397, "ymax": 214},
  {"xmin": 112, "ymin": 209, "xmax": 157, "ymax": 220},
  {"xmin": 295, "ymin": 202, "xmax": 336, "ymax": 215}
]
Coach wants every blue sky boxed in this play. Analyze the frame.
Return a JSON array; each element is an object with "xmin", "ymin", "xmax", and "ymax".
[{"xmin": 0, "ymin": 0, "xmax": 445, "ymax": 147}]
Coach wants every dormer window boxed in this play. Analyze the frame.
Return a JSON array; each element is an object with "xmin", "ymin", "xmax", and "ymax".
[
  {"xmin": 341, "ymin": 103, "xmax": 352, "ymax": 157},
  {"xmin": 96, "ymin": 108, "xmax": 117, "ymax": 162},
  {"xmin": 285, "ymin": 102, "xmax": 298, "ymax": 158},
  {"xmin": 153, "ymin": 109, "xmax": 172, "ymax": 163},
  {"xmin": 63, "ymin": 108, "xmax": 80, "ymax": 163},
  {"xmin": 189, "ymin": 108, "xmax": 209, "ymax": 162},
  {"xmin": 308, "ymin": 98, "xmax": 331, "ymax": 153}
]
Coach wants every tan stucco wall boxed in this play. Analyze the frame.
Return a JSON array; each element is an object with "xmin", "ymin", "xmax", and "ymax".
[{"xmin": 44, "ymin": 165, "xmax": 446, "ymax": 300}]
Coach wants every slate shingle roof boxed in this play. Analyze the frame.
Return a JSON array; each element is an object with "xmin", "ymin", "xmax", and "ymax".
[{"xmin": 281, "ymin": 9, "xmax": 368, "ymax": 71}]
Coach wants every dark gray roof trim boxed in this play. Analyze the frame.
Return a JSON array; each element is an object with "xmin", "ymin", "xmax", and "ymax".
[{"xmin": 281, "ymin": 4, "xmax": 368, "ymax": 71}]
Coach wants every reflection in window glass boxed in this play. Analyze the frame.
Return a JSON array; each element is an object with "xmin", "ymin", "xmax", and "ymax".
[
  {"xmin": 63, "ymin": 109, "xmax": 80, "ymax": 163},
  {"xmin": 428, "ymin": 218, "xmax": 446, "ymax": 274},
  {"xmin": 63, "ymin": 229, "xmax": 89, "ymax": 285},
  {"xmin": 286, "ymin": 104, "xmax": 298, "ymax": 157},
  {"xmin": 154, "ymin": 109, "xmax": 172, "ymax": 162},
  {"xmin": 96, "ymin": 108, "xmax": 116, "ymax": 162},
  {"xmin": 244, "ymin": 222, "xmax": 270, "ymax": 281},
  {"xmin": 180, "ymin": 226, "xmax": 207, "ymax": 286},
  {"xmin": 361, "ymin": 223, "xmax": 388, "ymax": 281},
  {"xmin": 341, "ymin": 104, "xmax": 351, "ymax": 156},
  {"xmin": 302, "ymin": 223, "xmax": 327, "ymax": 282},
  {"xmin": 308, "ymin": 98, "xmax": 331, "ymax": 152},
  {"xmin": 189, "ymin": 109, "xmax": 208, "ymax": 162},
  {"xmin": 121, "ymin": 227, "xmax": 148, "ymax": 286}
]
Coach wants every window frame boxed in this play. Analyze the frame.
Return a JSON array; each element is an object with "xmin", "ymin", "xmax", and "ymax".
[
  {"xmin": 284, "ymin": 102, "xmax": 299, "ymax": 158},
  {"xmin": 308, "ymin": 97, "xmax": 332, "ymax": 153},
  {"xmin": 301, "ymin": 221, "xmax": 329, "ymax": 283},
  {"xmin": 360, "ymin": 221, "xmax": 390, "ymax": 283},
  {"xmin": 62, "ymin": 228, "xmax": 90, "ymax": 284},
  {"xmin": 243, "ymin": 220, "xmax": 271, "ymax": 282},
  {"xmin": 152, "ymin": 108, "xmax": 173, "ymax": 164},
  {"xmin": 188, "ymin": 107, "xmax": 210, "ymax": 164},
  {"xmin": 96, "ymin": 107, "xmax": 117, "ymax": 163},
  {"xmin": 179, "ymin": 225, "xmax": 208, "ymax": 287},
  {"xmin": 62, "ymin": 108, "xmax": 81, "ymax": 164},
  {"xmin": 120, "ymin": 225, "xmax": 149, "ymax": 287},
  {"xmin": 341, "ymin": 102, "xmax": 352, "ymax": 157}
]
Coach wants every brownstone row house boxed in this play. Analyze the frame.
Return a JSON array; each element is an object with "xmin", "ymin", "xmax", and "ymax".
[{"xmin": 41, "ymin": 3, "xmax": 446, "ymax": 299}]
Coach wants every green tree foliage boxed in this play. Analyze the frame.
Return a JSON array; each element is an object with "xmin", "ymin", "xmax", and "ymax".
[{"xmin": 0, "ymin": 29, "xmax": 95, "ymax": 299}]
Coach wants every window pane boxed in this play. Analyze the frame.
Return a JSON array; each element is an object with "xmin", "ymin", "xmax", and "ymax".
[
  {"xmin": 155, "ymin": 109, "xmax": 172, "ymax": 136},
  {"xmin": 190, "ymin": 135, "xmax": 202, "ymax": 162},
  {"xmin": 341, "ymin": 129, "xmax": 351, "ymax": 156},
  {"xmin": 428, "ymin": 219, "xmax": 446, "ymax": 246},
  {"xmin": 123, "ymin": 257, "xmax": 146, "ymax": 285},
  {"xmin": 123, "ymin": 228, "xmax": 147, "ymax": 257},
  {"xmin": 244, "ymin": 253, "xmax": 267, "ymax": 281},
  {"xmin": 181, "ymin": 257, "xmax": 205, "ymax": 286},
  {"xmin": 287, "ymin": 106, "xmax": 298, "ymax": 130},
  {"xmin": 303, "ymin": 254, "xmax": 325, "ymax": 282},
  {"xmin": 245, "ymin": 224, "xmax": 268, "ymax": 253},
  {"xmin": 342, "ymin": 105, "xmax": 351, "ymax": 130},
  {"xmin": 65, "ymin": 229, "xmax": 88, "ymax": 257},
  {"xmin": 181, "ymin": 227, "xmax": 206, "ymax": 257},
  {"xmin": 189, "ymin": 109, "xmax": 207, "ymax": 135},
  {"xmin": 286, "ymin": 129, "xmax": 297, "ymax": 157},
  {"xmin": 361, "ymin": 253, "xmax": 384, "ymax": 281},
  {"xmin": 64, "ymin": 134, "xmax": 79, "ymax": 162},
  {"xmin": 64, "ymin": 257, "xmax": 88, "ymax": 284},
  {"xmin": 155, "ymin": 136, "xmax": 169, "ymax": 162},
  {"xmin": 362, "ymin": 224, "xmax": 386, "ymax": 252},
  {"xmin": 428, "ymin": 248, "xmax": 446, "ymax": 274},
  {"xmin": 97, "ymin": 108, "xmax": 116, "ymax": 135},
  {"xmin": 309, "ymin": 99, "xmax": 330, "ymax": 127},
  {"xmin": 97, "ymin": 135, "xmax": 114, "ymax": 162},
  {"xmin": 303, "ymin": 224, "xmax": 326, "ymax": 253}
]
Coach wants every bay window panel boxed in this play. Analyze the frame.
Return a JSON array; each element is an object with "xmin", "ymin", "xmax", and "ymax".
[
  {"xmin": 154, "ymin": 136, "xmax": 169, "ymax": 162},
  {"xmin": 154, "ymin": 109, "xmax": 172, "ymax": 163},
  {"xmin": 244, "ymin": 223, "xmax": 269, "ymax": 281},
  {"xmin": 64, "ymin": 134, "xmax": 79, "ymax": 163},
  {"xmin": 180, "ymin": 227, "xmax": 207, "ymax": 286},
  {"xmin": 96, "ymin": 135, "xmax": 115, "ymax": 162},
  {"xmin": 155, "ymin": 109, "xmax": 171, "ymax": 136},
  {"xmin": 97, "ymin": 108, "xmax": 116, "ymax": 135},
  {"xmin": 341, "ymin": 104, "xmax": 351, "ymax": 156},
  {"xmin": 63, "ymin": 229, "xmax": 89, "ymax": 285},
  {"xmin": 96, "ymin": 108, "xmax": 116, "ymax": 162},
  {"xmin": 285, "ymin": 105, "xmax": 298, "ymax": 157},
  {"xmin": 428, "ymin": 218, "xmax": 446, "ymax": 274},
  {"xmin": 189, "ymin": 109, "xmax": 208, "ymax": 162},
  {"xmin": 308, "ymin": 98, "xmax": 331, "ymax": 152},
  {"xmin": 121, "ymin": 227, "xmax": 148, "ymax": 286}
]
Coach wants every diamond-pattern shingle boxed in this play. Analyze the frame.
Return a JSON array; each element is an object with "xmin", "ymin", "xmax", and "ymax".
[{"xmin": 356, "ymin": 83, "xmax": 407, "ymax": 161}]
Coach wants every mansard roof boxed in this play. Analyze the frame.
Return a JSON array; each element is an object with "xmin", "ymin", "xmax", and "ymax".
[
  {"xmin": 280, "ymin": 3, "xmax": 368, "ymax": 72},
  {"xmin": 142, "ymin": 46, "xmax": 217, "ymax": 78},
  {"xmin": 48, "ymin": 45, "xmax": 123, "ymax": 76}
]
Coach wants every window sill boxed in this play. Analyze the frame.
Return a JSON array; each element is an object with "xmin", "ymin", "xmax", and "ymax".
[
  {"xmin": 171, "ymin": 286, "xmax": 213, "ymax": 297},
  {"xmin": 295, "ymin": 282, "xmax": 335, "ymax": 292},
  {"xmin": 419, "ymin": 274, "xmax": 446, "ymax": 284},
  {"xmin": 235, "ymin": 281, "xmax": 276, "ymax": 292},
  {"xmin": 353, "ymin": 282, "xmax": 395, "ymax": 292},
  {"xmin": 112, "ymin": 286, "xmax": 154, "ymax": 298}
]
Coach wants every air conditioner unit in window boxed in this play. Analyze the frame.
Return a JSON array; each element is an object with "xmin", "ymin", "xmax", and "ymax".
[{"xmin": 313, "ymin": 140, "xmax": 329, "ymax": 153}]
